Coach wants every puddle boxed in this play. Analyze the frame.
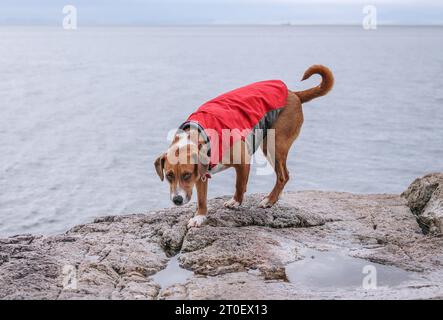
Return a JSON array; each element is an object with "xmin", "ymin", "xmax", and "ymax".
[
  {"xmin": 286, "ymin": 249, "xmax": 413, "ymax": 290},
  {"xmin": 151, "ymin": 256, "xmax": 194, "ymax": 288}
]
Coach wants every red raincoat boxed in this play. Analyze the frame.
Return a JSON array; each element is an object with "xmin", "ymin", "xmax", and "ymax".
[{"xmin": 181, "ymin": 80, "xmax": 288, "ymax": 172}]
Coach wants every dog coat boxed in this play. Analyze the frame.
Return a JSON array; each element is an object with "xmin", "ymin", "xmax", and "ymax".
[{"xmin": 179, "ymin": 80, "xmax": 288, "ymax": 175}]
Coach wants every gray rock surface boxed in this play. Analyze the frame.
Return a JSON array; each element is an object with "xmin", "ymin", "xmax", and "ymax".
[
  {"xmin": 402, "ymin": 173, "xmax": 443, "ymax": 234},
  {"xmin": 1, "ymin": 174, "xmax": 443, "ymax": 300}
]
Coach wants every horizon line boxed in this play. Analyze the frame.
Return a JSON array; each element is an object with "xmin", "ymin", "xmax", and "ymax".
[{"xmin": 1, "ymin": 23, "xmax": 443, "ymax": 27}]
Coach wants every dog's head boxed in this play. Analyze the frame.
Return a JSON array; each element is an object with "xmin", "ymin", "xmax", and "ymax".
[{"xmin": 154, "ymin": 132, "xmax": 209, "ymax": 206}]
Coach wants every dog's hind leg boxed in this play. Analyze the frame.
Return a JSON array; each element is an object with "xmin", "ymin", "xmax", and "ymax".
[
  {"xmin": 259, "ymin": 93, "xmax": 303, "ymax": 208},
  {"xmin": 259, "ymin": 155, "xmax": 289, "ymax": 208}
]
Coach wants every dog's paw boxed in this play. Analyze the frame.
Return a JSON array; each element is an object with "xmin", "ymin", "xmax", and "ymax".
[
  {"xmin": 258, "ymin": 197, "xmax": 274, "ymax": 208},
  {"xmin": 187, "ymin": 215, "xmax": 207, "ymax": 228},
  {"xmin": 224, "ymin": 197, "xmax": 241, "ymax": 209}
]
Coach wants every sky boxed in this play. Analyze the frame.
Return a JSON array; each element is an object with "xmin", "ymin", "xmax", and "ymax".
[{"xmin": 1, "ymin": 0, "xmax": 442, "ymax": 26}]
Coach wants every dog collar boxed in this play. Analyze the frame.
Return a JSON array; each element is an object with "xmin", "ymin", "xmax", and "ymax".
[{"xmin": 177, "ymin": 120, "xmax": 211, "ymax": 160}]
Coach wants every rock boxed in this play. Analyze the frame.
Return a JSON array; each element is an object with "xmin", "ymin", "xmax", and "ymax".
[
  {"xmin": 179, "ymin": 197, "xmax": 322, "ymax": 280},
  {"xmin": 1, "ymin": 175, "xmax": 443, "ymax": 300},
  {"xmin": 402, "ymin": 173, "xmax": 443, "ymax": 234},
  {"xmin": 0, "ymin": 209, "xmax": 193, "ymax": 300}
]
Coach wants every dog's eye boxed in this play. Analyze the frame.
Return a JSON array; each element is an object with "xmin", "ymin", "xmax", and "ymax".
[
  {"xmin": 182, "ymin": 173, "xmax": 192, "ymax": 181},
  {"xmin": 166, "ymin": 172, "xmax": 174, "ymax": 181}
]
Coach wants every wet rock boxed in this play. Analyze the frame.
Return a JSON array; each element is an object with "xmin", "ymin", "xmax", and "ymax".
[
  {"xmin": 0, "ymin": 209, "xmax": 191, "ymax": 300},
  {"xmin": 1, "ymin": 174, "xmax": 443, "ymax": 299},
  {"xmin": 402, "ymin": 173, "xmax": 443, "ymax": 234},
  {"xmin": 179, "ymin": 197, "xmax": 308, "ymax": 279}
]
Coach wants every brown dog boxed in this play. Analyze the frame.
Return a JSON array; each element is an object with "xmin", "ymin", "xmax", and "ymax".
[{"xmin": 154, "ymin": 65, "xmax": 334, "ymax": 228}]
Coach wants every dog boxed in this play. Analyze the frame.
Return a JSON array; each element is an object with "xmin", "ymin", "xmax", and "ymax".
[{"xmin": 154, "ymin": 65, "xmax": 334, "ymax": 228}]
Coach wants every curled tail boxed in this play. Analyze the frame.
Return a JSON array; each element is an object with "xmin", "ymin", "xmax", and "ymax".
[{"xmin": 294, "ymin": 65, "xmax": 334, "ymax": 103}]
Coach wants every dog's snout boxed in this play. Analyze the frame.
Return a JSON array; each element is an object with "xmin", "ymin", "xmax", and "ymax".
[{"xmin": 172, "ymin": 195, "xmax": 184, "ymax": 206}]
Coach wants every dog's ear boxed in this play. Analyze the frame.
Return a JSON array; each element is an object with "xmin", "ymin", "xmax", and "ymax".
[{"xmin": 154, "ymin": 153, "xmax": 166, "ymax": 181}]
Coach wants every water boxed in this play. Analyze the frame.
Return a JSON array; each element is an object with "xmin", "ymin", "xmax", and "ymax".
[
  {"xmin": 285, "ymin": 249, "xmax": 412, "ymax": 290},
  {"xmin": 0, "ymin": 26, "xmax": 442, "ymax": 236},
  {"xmin": 152, "ymin": 256, "xmax": 193, "ymax": 289}
]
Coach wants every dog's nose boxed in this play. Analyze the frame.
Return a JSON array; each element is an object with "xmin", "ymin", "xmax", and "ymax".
[{"xmin": 173, "ymin": 195, "xmax": 183, "ymax": 206}]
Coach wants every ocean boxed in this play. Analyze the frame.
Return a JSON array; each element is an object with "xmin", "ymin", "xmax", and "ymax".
[{"xmin": 1, "ymin": 26, "xmax": 442, "ymax": 236}]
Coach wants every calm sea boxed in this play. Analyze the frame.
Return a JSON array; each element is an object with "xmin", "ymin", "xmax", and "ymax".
[{"xmin": 1, "ymin": 26, "xmax": 442, "ymax": 236}]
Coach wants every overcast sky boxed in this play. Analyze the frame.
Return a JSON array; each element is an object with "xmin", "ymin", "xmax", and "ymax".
[{"xmin": 1, "ymin": 0, "xmax": 442, "ymax": 25}]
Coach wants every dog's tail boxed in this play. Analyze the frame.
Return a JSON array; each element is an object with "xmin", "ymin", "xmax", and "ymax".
[{"xmin": 293, "ymin": 65, "xmax": 334, "ymax": 103}]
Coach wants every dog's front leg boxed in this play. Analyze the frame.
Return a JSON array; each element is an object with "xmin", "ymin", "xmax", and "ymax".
[
  {"xmin": 187, "ymin": 178, "xmax": 208, "ymax": 228},
  {"xmin": 224, "ymin": 164, "xmax": 250, "ymax": 209}
]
